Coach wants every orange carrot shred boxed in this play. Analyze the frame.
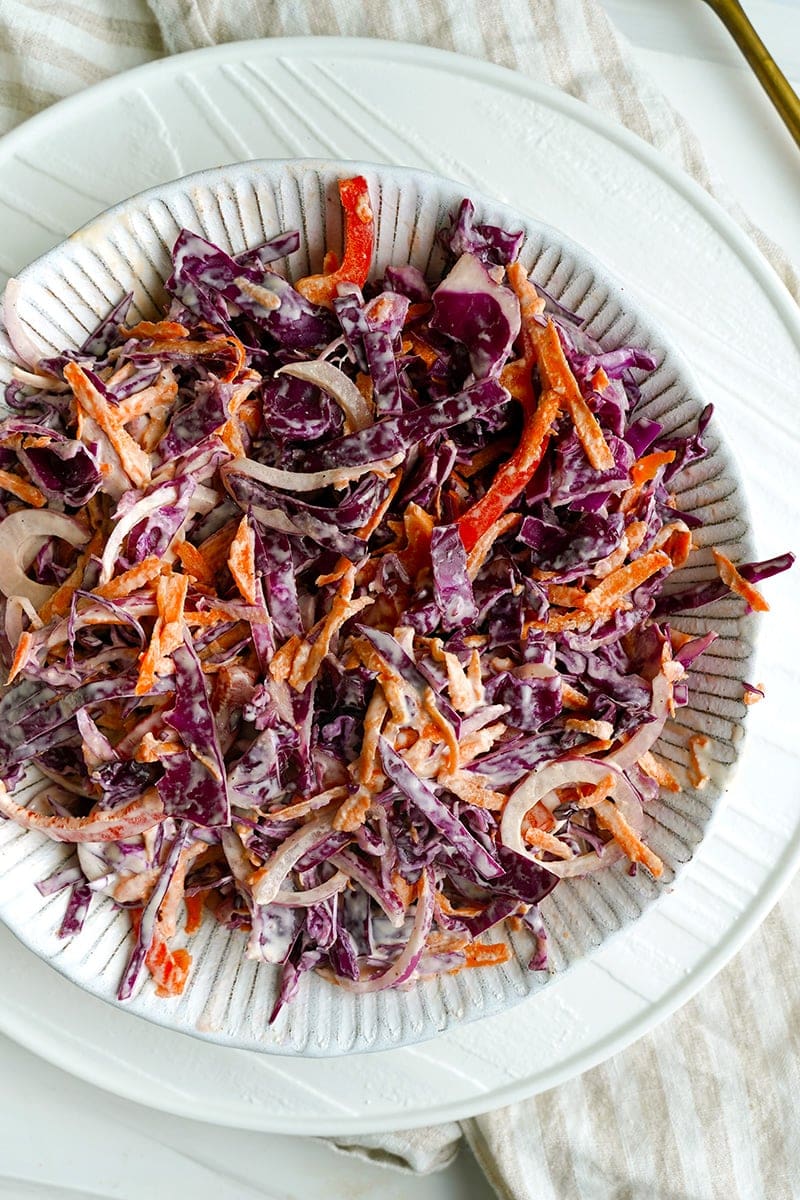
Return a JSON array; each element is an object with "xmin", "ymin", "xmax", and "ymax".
[
  {"xmin": 582, "ymin": 551, "xmax": 671, "ymax": 615},
  {"xmin": 121, "ymin": 320, "xmax": 189, "ymax": 341},
  {"xmin": 184, "ymin": 892, "xmax": 206, "ymax": 935},
  {"xmin": 7, "ymin": 631, "xmax": 34, "ymax": 684},
  {"xmin": 95, "ymin": 556, "xmax": 163, "ymax": 600},
  {"xmin": 0, "ymin": 469, "xmax": 46, "ymax": 508},
  {"xmin": 463, "ymin": 942, "xmax": 512, "ymax": 968},
  {"xmin": 175, "ymin": 541, "xmax": 215, "ymax": 586},
  {"xmin": 630, "ymin": 449, "xmax": 676, "ymax": 486},
  {"xmin": 228, "ymin": 516, "xmax": 258, "ymax": 606},
  {"xmin": 713, "ymin": 549, "xmax": 769, "ymax": 613}
]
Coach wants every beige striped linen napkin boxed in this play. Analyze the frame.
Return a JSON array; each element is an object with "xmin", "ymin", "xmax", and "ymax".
[{"xmin": 2, "ymin": 3, "xmax": 800, "ymax": 1198}]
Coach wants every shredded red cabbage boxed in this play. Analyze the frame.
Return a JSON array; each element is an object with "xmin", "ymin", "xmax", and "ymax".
[{"xmin": 0, "ymin": 177, "xmax": 792, "ymax": 1018}]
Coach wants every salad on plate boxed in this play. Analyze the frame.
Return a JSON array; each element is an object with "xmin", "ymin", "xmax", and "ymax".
[{"xmin": 0, "ymin": 176, "xmax": 791, "ymax": 1019}]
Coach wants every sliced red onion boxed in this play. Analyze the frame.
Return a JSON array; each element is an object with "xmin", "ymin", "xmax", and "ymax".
[
  {"xmin": 4, "ymin": 595, "xmax": 42, "ymax": 649},
  {"xmin": 330, "ymin": 868, "xmax": 434, "ymax": 994},
  {"xmin": 0, "ymin": 510, "xmax": 90, "ymax": 608},
  {"xmin": 501, "ymin": 757, "xmax": 642, "ymax": 878},
  {"xmin": 247, "ymin": 813, "xmax": 335, "ymax": 905},
  {"xmin": 2, "ymin": 278, "xmax": 47, "ymax": 367},
  {"xmin": 0, "ymin": 784, "xmax": 165, "ymax": 844},
  {"xmin": 223, "ymin": 450, "xmax": 402, "ymax": 494},
  {"xmin": 606, "ymin": 672, "xmax": 672, "ymax": 771},
  {"xmin": 98, "ymin": 485, "xmax": 179, "ymax": 584},
  {"xmin": 274, "ymin": 870, "xmax": 349, "ymax": 907},
  {"xmin": 277, "ymin": 360, "xmax": 373, "ymax": 432}
]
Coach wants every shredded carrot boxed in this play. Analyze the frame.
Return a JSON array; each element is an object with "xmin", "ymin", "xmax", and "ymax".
[
  {"xmin": 391, "ymin": 872, "xmax": 423, "ymax": 909},
  {"xmin": 0, "ymin": 468, "xmax": 46, "ymax": 508},
  {"xmin": 134, "ymin": 618, "xmax": 163, "ymax": 695},
  {"xmin": 574, "ymin": 774, "xmax": 615, "ymax": 810},
  {"xmin": 183, "ymin": 608, "xmax": 232, "ymax": 627},
  {"xmin": 548, "ymin": 584, "xmax": 589, "ymax": 609},
  {"xmin": 198, "ymin": 519, "xmax": 239, "ymax": 575},
  {"xmin": 435, "ymin": 892, "xmax": 483, "ymax": 919},
  {"xmin": 531, "ymin": 318, "xmax": 614, "ymax": 471},
  {"xmin": 568, "ymin": 737, "xmax": 613, "ymax": 757},
  {"xmin": 7, "ymin": 631, "xmax": 34, "ymax": 684},
  {"xmin": 65, "ymin": 361, "xmax": 152, "ymax": 488},
  {"xmin": 561, "ymin": 682, "xmax": 590, "ymax": 711},
  {"xmin": 625, "ymin": 520, "xmax": 649, "ymax": 556},
  {"xmin": 218, "ymin": 417, "xmax": 247, "ymax": 458},
  {"xmin": 348, "ymin": 686, "xmax": 388, "ymax": 792},
  {"xmin": 594, "ymin": 798, "xmax": 664, "ymax": 878},
  {"xmin": 525, "ymin": 611, "xmax": 595, "ymax": 634},
  {"xmin": 582, "ymin": 551, "xmax": 671, "ymax": 615},
  {"xmin": 422, "ymin": 688, "xmax": 459, "ymax": 775},
  {"xmin": 463, "ymin": 941, "xmax": 512, "ymax": 968},
  {"xmin": 403, "ymin": 332, "xmax": 438, "ymax": 367},
  {"xmin": 228, "ymin": 516, "xmax": 258, "ymax": 606},
  {"xmin": 590, "ymin": 367, "xmax": 610, "ymax": 391},
  {"xmin": 184, "ymin": 892, "xmax": 206, "ymax": 935},
  {"xmin": 713, "ymin": 549, "xmax": 769, "ymax": 613},
  {"xmin": 121, "ymin": 320, "xmax": 189, "ymax": 341},
  {"xmin": 269, "ymin": 635, "xmax": 302, "ymax": 685},
  {"xmin": 132, "ymin": 335, "xmax": 245, "ymax": 383},
  {"xmin": 523, "ymin": 826, "xmax": 573, "ymax": 859},
  {"xmin": 630, "ymin": 449, "xmax": 676, "ymax": 486},
  {"xmin": 439, "ymin": 770, "xmax": 506, "ymax": 810},
  {"xmin": 499, "ymin": 359, "xmax": 533, "ymax": 403},
  {"xmin": 134, "ymin": 732, "xmax": 184, "ymax": 762},
  {"xmin": 687, "ymin": 733, "xmax": 711, "ymax": 789},
  {"xmin": 333, "ymin": 788, "xmax": 372, "ymax": 832},
  {"xmin": 130, "ymin": 908, "xmax": 192, "ymax": 998},
  {"xmin": 399, "ymin": 502, "xmax": 435, "ymax": 578},
  {"xmin": 506, "ymin": 262, "xmax": 546, "ymax": 351},
  {"xmin": 564, "ymin": 718, "xmax": 615, "ymax": 739},
  {"xmin": 174, "ymin": 541, "xmax": 215, "ymax": 586},
  {"xmin": 466, "ymin": 512, "xmax": 521, "ymax": 581},
  {"xmin": 656, "ymin": 524, "xmax": 693, "ymax": 568},
  {"xmin": 95, "ymin": 556, "xmax": 163, "ymax": 600},
  {"xmin": 155, "ymin": 572, "xmax": 189, "ymax": 657},
  {"xmin": 638, "ymin": 750, "xmax": 681, "ymax": 792},
  {"xmin": 743, "ymin": 682, "xmax": 765, "ymax": 706}
]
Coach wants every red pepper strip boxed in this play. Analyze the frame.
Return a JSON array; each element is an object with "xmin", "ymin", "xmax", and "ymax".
[
  {"xmin": 295, "ymin": 176, "xmax": 375, "ymax": 307},
  {"xmin": 456, "ymin": 388, "xmax": 561, "ymax": 553}
]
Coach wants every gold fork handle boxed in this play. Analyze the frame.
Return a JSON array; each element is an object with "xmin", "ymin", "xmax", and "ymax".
[{"xmin": 704, "ymin": 0, "xmax": 800, "ymax": 148}]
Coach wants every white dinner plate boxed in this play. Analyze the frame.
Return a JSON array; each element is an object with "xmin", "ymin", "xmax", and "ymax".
[{"xmin": 0, "ymin": 37, "xmax": 797, "ymax": 1133}]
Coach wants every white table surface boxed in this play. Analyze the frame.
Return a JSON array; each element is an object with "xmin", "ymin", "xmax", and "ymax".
[{"xmin": 1, "ymin": 3, "xmax": 797, "ymax": 1196}]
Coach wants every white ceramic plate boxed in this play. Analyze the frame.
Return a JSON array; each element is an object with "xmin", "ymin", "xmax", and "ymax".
[
  {"xmin": 0, "ymin": 38, "xmax": 796, "ymax": 1131},
  {"xmin": 0, "ymin": 154, "xmax": 753, "ymax": 1054}
]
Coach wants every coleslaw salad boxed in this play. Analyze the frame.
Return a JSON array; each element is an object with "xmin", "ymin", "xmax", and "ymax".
[{"xmin": 0, "ymin": 175, "xmax": 792, "ymax": 1018}]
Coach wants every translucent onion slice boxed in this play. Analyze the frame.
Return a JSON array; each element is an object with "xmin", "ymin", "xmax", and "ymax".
[
  {"xmin": 0, "ymin": 783, "xmax": 165, "ymax": 844},
  {"xmin": 606, "ymin": 672, "xmax": 672, "ymax": 771},
  {"xmin": 501, "ymin": 757, "xmax": 642, "ymax": 878},
  {"xmin": 223, "ymin": 450, "xmax": 402, "ymax": 494},
  {"xmin": 247, "ymin": 813, "xmax": 334, "ymax": 906},
  {"xmin": 277, "ymin": 360, "xmax": 373, "ymax": 432},
  {"xmin": 98, "ymin": 486, "xmax": 178, "ymax": 584},
  {"xmin": 0, "ymin": 509, "xmax": 89, "ymax": 608},
  {"xmin": 273, "ymin": 870, "xmax": 349, "ymax": 908},
  {"xmin": 327, "ymin": 868, "xmax": 434, "ymax": 994},
  {"xmin": 2, "ymin": 278, "xmax": 47, "ymax": 367}
]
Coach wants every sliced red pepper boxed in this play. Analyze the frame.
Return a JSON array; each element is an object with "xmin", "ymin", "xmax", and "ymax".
[
  {"xmin": 456, "ymin": 386, "xmax": 560, "ymax": 552},
  {"xmin": 296, "ymin": 176, "xmax": 375, "ymax": 307}
]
